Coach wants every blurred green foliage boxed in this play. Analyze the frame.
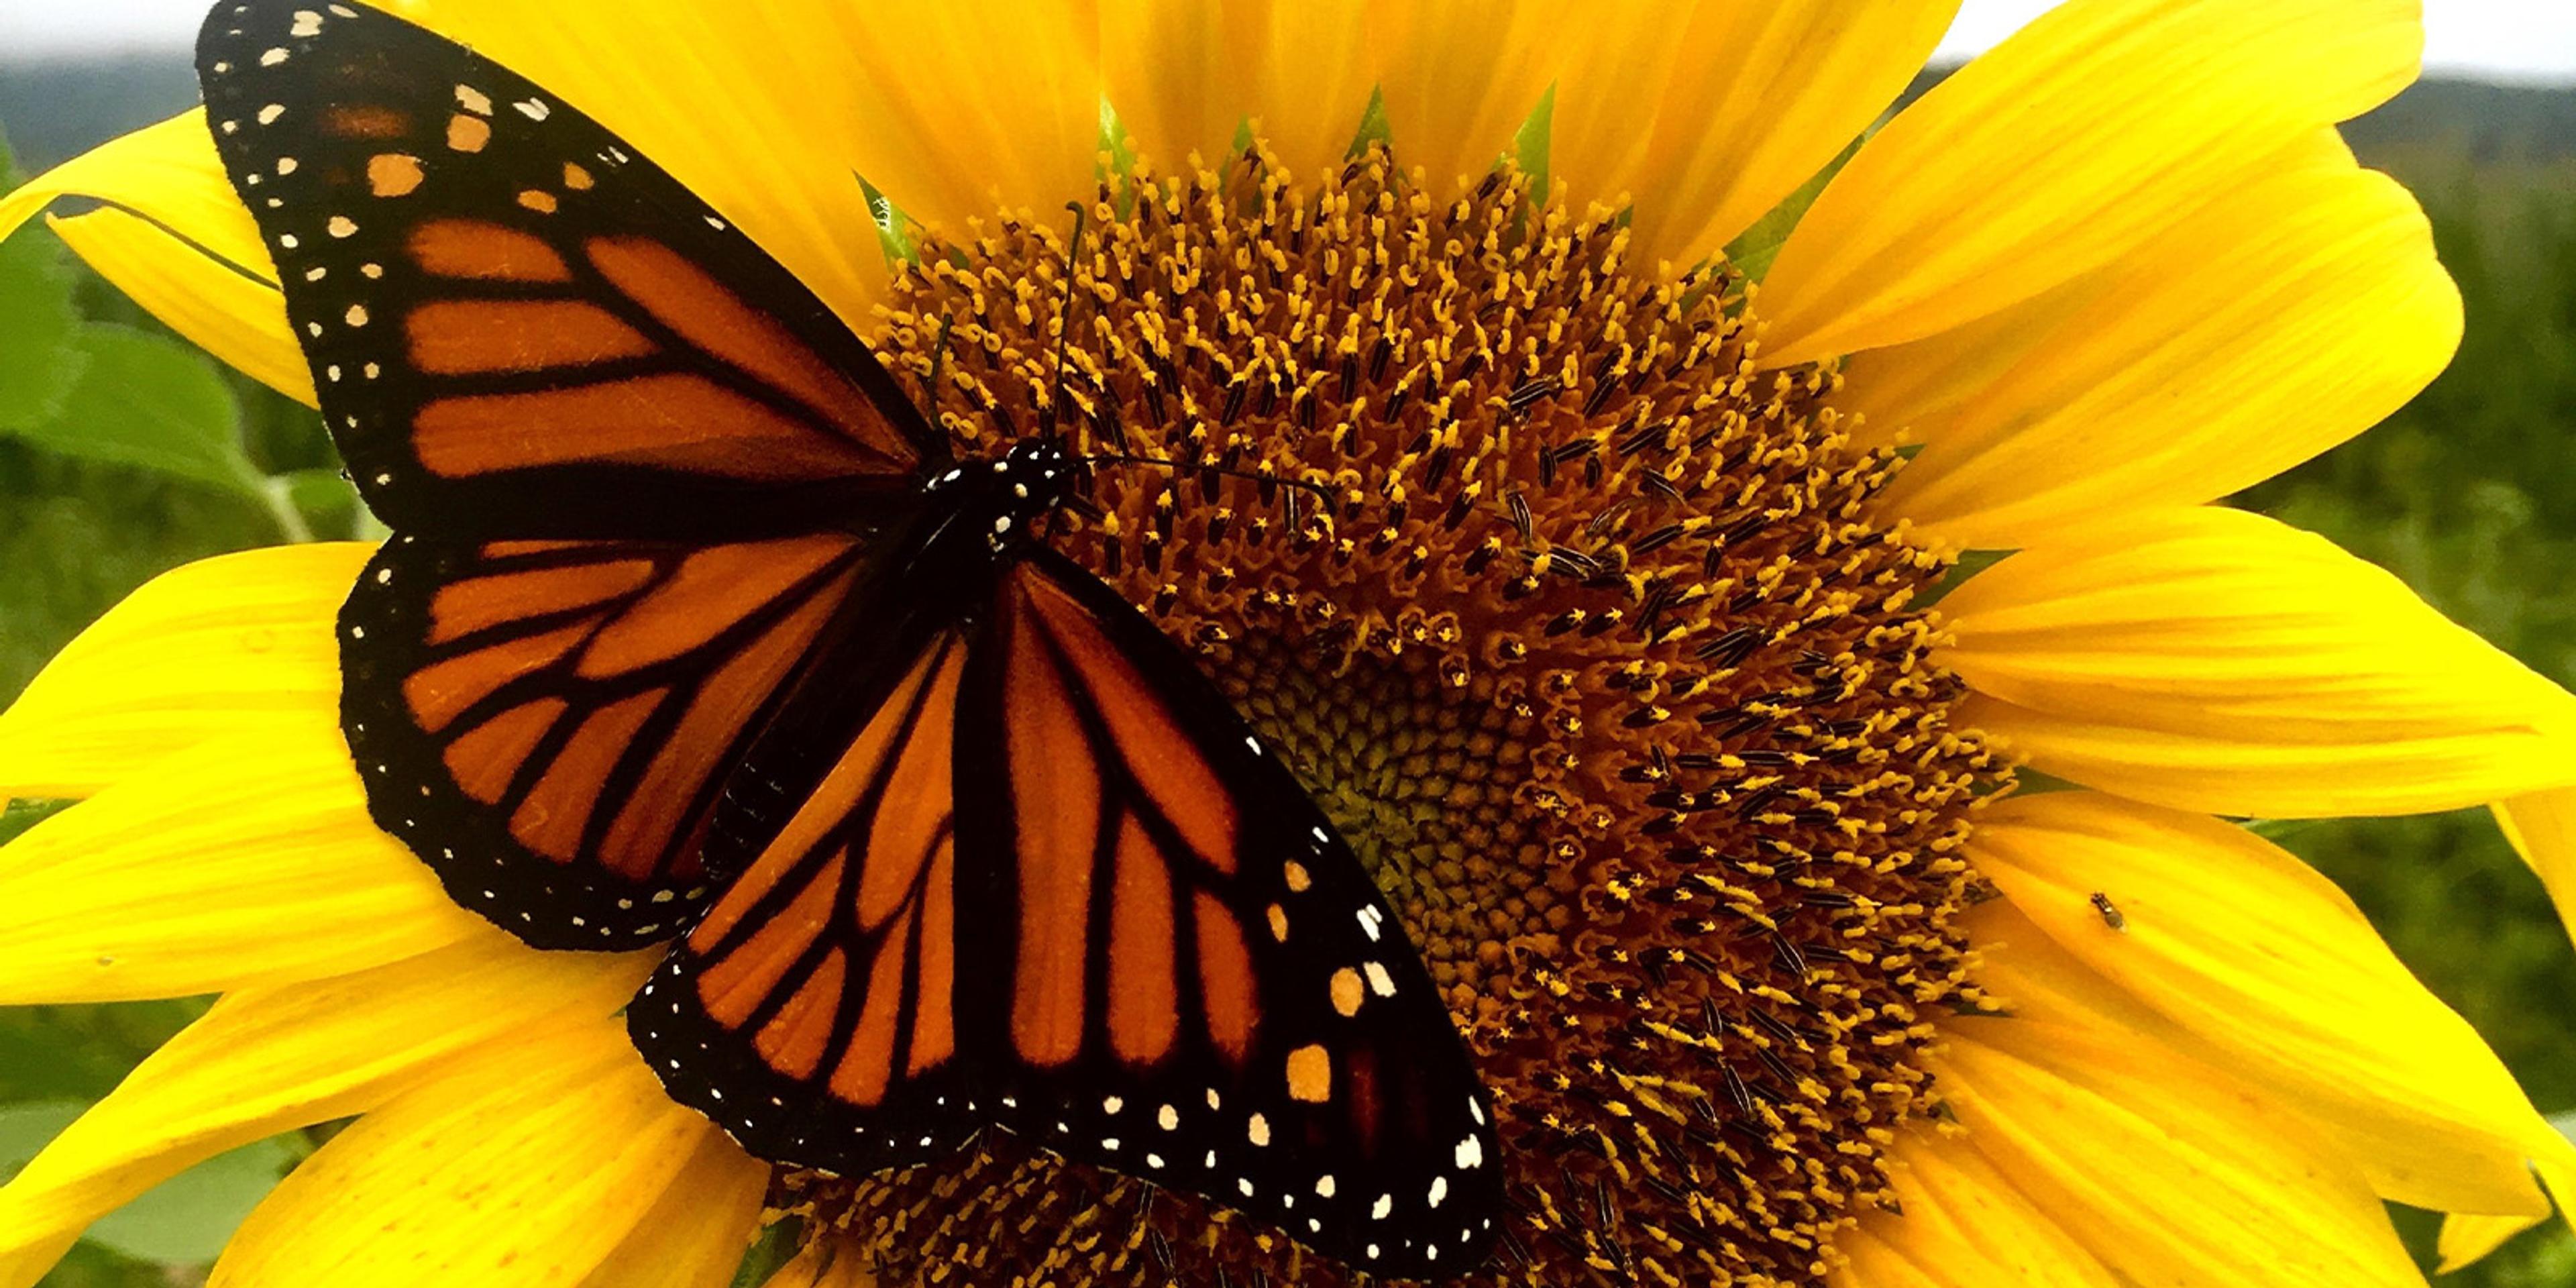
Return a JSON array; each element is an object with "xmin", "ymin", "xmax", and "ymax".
[{"xmin": 0, "ymin": 76, "xmax": 2572, "ymax": 1287}]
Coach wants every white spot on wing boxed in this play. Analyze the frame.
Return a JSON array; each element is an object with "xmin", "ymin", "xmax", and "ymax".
[{"xmin": 1454, "ymin": 1135, "xmax": 1483, "ymax": 1169}]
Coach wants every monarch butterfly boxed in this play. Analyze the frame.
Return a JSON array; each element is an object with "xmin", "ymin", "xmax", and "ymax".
[{"xmin": 197, "ymin": 0, "xmax": 1502, "ymax": 1274}]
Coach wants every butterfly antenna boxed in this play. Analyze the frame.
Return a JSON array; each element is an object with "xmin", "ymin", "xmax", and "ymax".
[{"xmin": 1044, "ymin": 199, "xmax": 1089, "ymax": 441}]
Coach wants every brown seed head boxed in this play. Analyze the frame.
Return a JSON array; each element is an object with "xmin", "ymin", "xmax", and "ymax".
[{"xmin": 791, "ymin": 145, "xmax": 2003, "ymax": 1288}]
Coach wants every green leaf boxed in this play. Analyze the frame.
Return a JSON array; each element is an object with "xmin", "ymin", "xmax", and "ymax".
[
  {"xmin": 13, "ymin": 323, "xmax": 262, "ymax": 499},
  {"xmin": 0, "ymin": 796, "xmax": 73, "ymax": 847},
  {"xmin": 2550, "ymin": 1110, "xmax": 2576, "ymax": 1147},
  {"xmin": 0, "ymin": 1000, "xmax": 211, "ymax": 1102},
  {"xmin": 1, "ymin": 1093, "xmax": 294, "ymax": 1265},
  {"xmin": 1097, "ymin": 96, "xmax": 1138, "ymax": 182},
  {"xmin": 1512, "ymin": 85, "xmax": 1556, "ymax": 198},
  {"xmin": 0, "ymin": 143, "xmax": 89, "ymax": 431},
  {"xmin": 277, "ymin": 466, "xmax": 359, "ymax": 534},
  {"xmin": 1344, "ymin": 87, "xmax": 1393, "ymax": 160},
  {"xmin": 0, "ymin": 1100, "xmax": 87, "ymax": 1177},
  {"xmin": 1913, "ymin": 548, "xmax": 2013, "ymax": 608},
  {"xmin": 2245, "ymin": 817, "xmax": 2334, "ymax": 844},
  {"xmin": 85, "ymin": 1135, "xmax": 294, "ymax": 1264},
  {"xmin": 856, "ymin": 174, "xmax": 918, "ymax": 266},
  {"xmin": 729, "ymin": 1216, "xmax": 806, "ymax": 1288}
]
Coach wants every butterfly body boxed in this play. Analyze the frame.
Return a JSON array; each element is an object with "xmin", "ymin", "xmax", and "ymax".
[{"xmin": 200, "ymin": 0, "xmax": 1502, "ymax": 1275}]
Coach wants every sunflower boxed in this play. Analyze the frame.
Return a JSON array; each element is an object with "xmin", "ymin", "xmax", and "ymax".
[{"xmin": 5, "ymin": 0, "xmax": 2576, "ymax": 1285}]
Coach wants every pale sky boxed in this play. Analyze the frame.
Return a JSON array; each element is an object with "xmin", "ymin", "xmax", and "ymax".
[
  {"xmin": 1, "ymin": 0, "xmax": 2571, "ymax": 84},
  {"xmin": 1937, "ymin": 0, "xmax": 2576, "ymax": 85}
]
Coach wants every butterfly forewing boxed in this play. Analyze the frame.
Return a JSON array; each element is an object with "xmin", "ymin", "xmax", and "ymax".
[
  {"xmin": 200, "ymin": 0, "xmax": 942, "ymax": 946},
  {"xmin": 341, "ymin": 532, "xmax": 875, "ymax": 945},
  {"xmin": 632, "ymin": 553, "xmax": 1503, "ymax": 1275},
  {"xmin": 197, "ymin": 0, "xmax": 941, "ymax": 540}
]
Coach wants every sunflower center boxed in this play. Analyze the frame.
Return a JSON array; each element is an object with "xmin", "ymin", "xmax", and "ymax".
[{"xmin": 807, "ymin": 146, "xmax": 2002, "ymax": 1287}]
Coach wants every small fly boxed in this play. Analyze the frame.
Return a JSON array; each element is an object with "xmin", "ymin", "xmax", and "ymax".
[{"xmin": 2088, "ymin": 891, "xmax": 2129, "ymax": 932}]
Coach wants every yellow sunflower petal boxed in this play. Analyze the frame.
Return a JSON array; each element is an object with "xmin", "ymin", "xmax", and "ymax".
[
  {"xmin": 1756, "ymin": 0, "xmax": 2421, "ymax": 366},
  {"xmin": 0, "ymin": 111, "xmax": 311, "ymax": 403},
  {"xmin": 1100, "ymin": 1, "xmax": 1376, "ymax": 176},
  {"xmin": 376, "ymin": 0, "xmax": 1096, "ymax": 272},
  {"xmin": 2496, "ymin": 788, "xmax": 2576, "ymax": 949},
  {"xmin": 1856, "ymin": 146, "xmax": 2457, "ymax": 548},
  {"xmin": 0, "ymin": 940, "xmax": 651, "ymax": 1269},
  {"xmin": 0, "ymin": 712, "xmax": 484, "ymax": 1002},
  {"xmin": 574, "ymin": 1129, "xmax": 769, "ymax": 1288},
  {"xmin": 356, "ymin": 1, "xmax": 863, "ymax": 315},
  {"xmin": 0, "ymin": 1236, "xmax": 76, "ymax": 1288},
  {"xmin": 0, "ymin": 543, "xmax": 365, "ymax": 798},
  {"xmin": 0, "ymin": 110, "xmax": 272, "ymax": 288},
  {"xmin": 1620, "ymin": 0, "xmax": 1960, "ymax": 270},
  {"xmin": 1973, "ymin": 792, "xmax": 2558, "ymax": 1218},
  {"xmin": 800, "ymin": 2, "xmax": 1102, "ymax": 229},
  {"xmin": 1831, "ymin": 1227, "xmax": 1941, "ymax": 1288},
  {"xmin": 2440, "ymin": 1157, "xmax": 2576, "ymax": 1272},
  {"xmin": 1830, "ymin": 127, "xmax": 2353, "ymax": 458},
  {"xmin": 1941, "ymin": 506, "xmax": 2576, "ymax": 817},
  {"xmin": 1527, "ymin": 12, "xmax": 1693, "ymax": 209},
  {"xmin": 46, "ymin": 207, "xmax": 315, "ymax": 406},
  {"xmin": 209, "ymin": 1016, "xmax": 741, "ymax": 1288},
  {"xmin": 1829, "ymin": 1126, "xmax": 2118, "ymax": 1288},
  {"xmin": 1937, "ymin": 1014, "xmax": 2425, "ymax": 1288},
  {"xmin": 1368, "ymin": 5, "xmax": 1560, "ymax": 189}
]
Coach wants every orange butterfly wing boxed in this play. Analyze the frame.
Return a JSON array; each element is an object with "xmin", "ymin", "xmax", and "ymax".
[
  {"xmin": 340, "ymin": 533, "xmax": 872, "ymax": 945},
  {"xmin": 199, "ymin": 0, "xmax": 947, "ymax": 943},
  {"xmin": 199, "ymin": 0, "xmax": 940, "ymax": 543},
  {"xmin": 633, "ymin": 556, "xmax": 1503, "ymax": 1275}
]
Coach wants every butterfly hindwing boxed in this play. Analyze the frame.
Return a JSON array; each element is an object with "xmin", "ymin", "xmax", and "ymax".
[
  {"xmin": 970, "ymin": 554, "xmax": 1504, "ymax": 1274},
  {"xmin": 341, "ymin": 531, "xmax": 878, "ymax": 947},
  {"xmin": 630, "ymin": 552, "xmax": 1502, "ymax": 1274},
  {"xmin": 631, "ymin": 621, "xmax": 984, "ymax": 1169},
  {"xmin": 197, "ymin": 0, "xmax": 941, "ymax": 541}
]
